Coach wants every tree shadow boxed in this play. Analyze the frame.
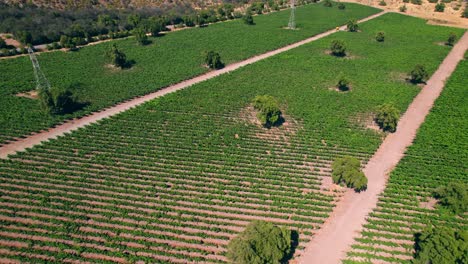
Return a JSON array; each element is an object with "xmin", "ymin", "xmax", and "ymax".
[
  {"xmin": 122, "ymin": 59, "xmax": 136, "ymax": 69},
  {"xmin": 282, "ymin": 230, "xmax": 300, "ymax": 264},
  {"xmin": 265, "ymin": 115, "xmax": 285, "ymax": 129}
]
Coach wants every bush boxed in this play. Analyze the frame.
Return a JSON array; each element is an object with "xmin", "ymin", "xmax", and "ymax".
[
  {"xmin": 0, "ymin": 38, "xmax": 6, "ymax": 49},
  {"xmin": 428, "ymin": 0, "xmax": 438, "ymax": 3},
  {"xmin": 433, "ymin": 183, "xmax": 467, "ymax": 214},
  {"xmin": 133, "ymin": 27, "xmax": 149, "ymax": 45},
  {"xmin": 375, "ymin": 103, "xmax": 400, "ymax": 132},
  {"xmin": 338, "ymin": 3, "xmax": 346, "ymax": 9},
  {"xmin": 252, "ymin": 95, "xmax": 282, "ymax": 128},
  {"xmin": 376, "ymin": 31, "xmax": 385, "ymax": 42},
  {"xmin": 463, "ymin": 8, "xmax": 468, "ymax": 18},
  {"xmin": 446, "ymin": 32, "xmax": 457, "ymax": 46},
  {"xmin": 337, "ymin": 75, "xmax": 350, "ymax": 91},
  {"xmin": 106, "ymin": 44, "xmax": 129, "ymax": 69},
  {"xmin": 413, "ymin": 227, "xmax": 467, "ymax": 264},
  {"xmin": 323, "ymin": 0, "xmax": 333, "ymax": 7},
  {"xmin": 243, "ymin": 10, "xmax": 255, "ymax": 25},
  {"xmin": 59, "ymin": 35, "xmax": 77, "ymax": 50},
  {"xmin": 346, "ymin": 20, "xmax": 359, "ymax": 32},
  {"xmin": 399, "ymin": 5, "xmax": 408, "ymax": 12},
  {"xmin": 379, "ymin": 0, "xmax": 387, "ymax": 6},
  {"xmin": 227, "ymin": 220, "xmax": 292, "ymax": 264},
  {"xmin": 332, "ymin": 156, "xmax": 367, "ymax": 192},
  {"xmin": 435, "ymin": 3, "xmax": 445, "ymax": 12},
  {"xmin": 409, "ymin": 64, "xmax": 429, "ymax": 84},
  {"xmin": 39, "ymin": 87, "xmax": 78, "ymax": 115},
  {"xmin": 411, "ymin": 0, "xmax": 422, "ymax": 4},
  {"xmin": 330, "ymin": 40, "xmax": 346, "ymax": 57},
  {"xmin": 205, "ymin": 51, "xmax": 224, "ymax": 69}
]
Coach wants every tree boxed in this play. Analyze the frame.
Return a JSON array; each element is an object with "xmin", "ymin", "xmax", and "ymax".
[
  {"xmin": 243, "ymin": 10, "xmax": 255, "ymax": 25},
  {"xmin": 399, "ymin": 5, "xmax": 407, "ymax": 12},
  {"xmin": 347, "ymin": 19, "xmax": 359, "ymax": 32},
  {"xmin": 446, "ymin": 32, "xmax": 457, "ymax": 46},
  {"xmin": 338, "ymin": 3, "xmax": 346, "ymax": 9},
  {"xmin": 127, "ymin": 13, "xmax": 141, "ymax": 29},
  {"xmin": 0, "ymin": 38, "xmax": 6, "ymax": 49},
  {"xmin": 435, "ymin": 3, "xmax": 445, "ymax": 12},
  {"xmin": 409, "ymin": 64, "xmax": 429, "ymax": 84},
  {"xmin": 252, "ymin": 95, "xmax": 282, "ymax": 128},
  {"xmin": 332, "ymin": 156, "xmax": 367, "ymax": 192},
  {"xmin": 133, "ymin": 27, "xmax": 148, "ymax": 45},
  {"xmin": 59, "ymin": 35, "xmax": 77, "ymax": 50},
  {"xmin": 17, "ymin": 31, "xmax": 33, "ymax": 45},
  {"xmin": 227, "ymin": 220, "xmax": 292, "ymax": 264},
  {"xmin": 106, "ymin": 44, "xmax": 128, "ymax": 69},
  {"xmin": 205, "ymin": 51, "xmax": 224, "ymax": 69},
  {"xmin": 323, "ymin": 0, "xmax": 333, "ymax": 7},
  {"xmin": 330, "ymin": 40, "xmax": 346, "ymax": 57},
  {"xmin": 413, "ymin": 227, "xmax": 467, "ymax": 264},
  {"xmin": 433, "ymin": 183, "xmax": 467, "ymax": 215},
  {"xmin": 375, "ymin": 103, "xmax": 400, "ymax": 132},
  {"xmin": 337, "ymin": 75, "xmax": 350, "ymax": 91},
  {"xmin": 39, "ymin": 87, "xmax": 78, "ymax": 115},
  {"xmin": 376, "ymin": 31, "xmax": 385, "ymax": 42}
]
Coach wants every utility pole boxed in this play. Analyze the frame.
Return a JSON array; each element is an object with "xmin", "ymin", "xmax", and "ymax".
[{"xmin": 28, "ymin": 47, "xmax": 51, "ymax": 91}]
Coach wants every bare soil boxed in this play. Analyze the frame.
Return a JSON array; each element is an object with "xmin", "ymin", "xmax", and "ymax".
[
  {"xmin": 298, "ymin": 31, "xmax": 468, "ymax": 264},
  {"xmin": 16, "ymin": 90, "xmax": 39, "ymax": 99}
]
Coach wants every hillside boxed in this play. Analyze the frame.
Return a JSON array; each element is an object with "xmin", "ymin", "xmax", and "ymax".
[{"xmin": 1, "ymin": 0, "xmax": 222, "ymax": 9}]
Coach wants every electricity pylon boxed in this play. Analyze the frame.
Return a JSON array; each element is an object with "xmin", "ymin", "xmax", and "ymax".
[
  {"xmin": 288, "ymin": 0, "xmax": 296, "ymax": 29},
  {"xmin": 28, "ymin": 47, "xmax": 51, "ymax": 91}
]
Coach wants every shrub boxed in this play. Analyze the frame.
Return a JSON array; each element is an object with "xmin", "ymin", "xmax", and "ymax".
[
  {"xmin": 323, "ymin": 0, "xmax": 333, "ymax": 7},
  {"xmin": 411, "ymin": 0, "xmax": 422, "ymax": 4},
  {"xmin": 346, "ymin": 20, "xmax": 359, "ymax": 32},
  {"xmin": 106, "ymin": 44, "xmax": 129, "ymax": 69},
  {"xmin": 435, "ymin": 3, "xmax": 445, "ymax": 12},
  {"xmin": 428, "ymin": 0, "xmax": 438, "ymax": 3},
  {"xmin": 375, "ymin": 31, "xmax": 385, "ymax": 42},
  {"xmin": 330, "ymin": 40, "xmax": 346, "ymax": 57},
  {"xmin": 133, "ymin": 27, "xmax": 149, "ymax": 45},
  {"xmin": 375, "ymin": 103, "xmax": 400, "ymax": 132},
  {"xmin": 252, "ymin": 95, "xmax": 282, "ymax": 127},
  {"xmin": 332, "ymin": 156, "xmax": 367, "ymax": 192},
  {"xmin": 338, "ymin": 3, "xmax": 346, "ymax": 9},
  {"xmin": 227, "ymin": 220, "xmax": 292, "ymax": 264},
  {"xmin": 205, "ymin": 51, "xmax": 224, "ymax": 69},
  {"xmin": 243, "ymin": 10, "xmax": 255, "ymax": 25},
  {"xmin": 59, "ymin": 35, "xmax": 76, "ymax": 50},
  {"xmin": 379, "ymin": 0, "xmax": 387, "ymax": 6},
  {"xmin": 463, "ymin": 8, "xmax": 468, "ymax": 18},
  {"xmin": 409, "ymin": 64, "xmax": 429, "ymax": 84},
  {"xmin": 39, "ymin": 87, "xmax": 78, "ymax": 115},
  {"xmin": 399, "ymin": 5, "xmax": 408, "ymax": 12},
  {"xmin": 337, "ymin": 75, "xmax": 350, "ymax": 91},
  {"xmin": 433, "ymin": 183, "xmax": 467, "ymax": 214},
  {"xmin": 446, "ymin": 32, "xmax": 457, "ymax": 46},
  {"xmin": 413, "ymin": 227, "xmax": 467, "ymax": 264},
  {"xmin": 0, "ymin": 38, "xmax": 6, "ymax": 49}
]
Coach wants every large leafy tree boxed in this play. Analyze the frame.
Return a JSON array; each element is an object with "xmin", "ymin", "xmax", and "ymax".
[
  {"xmin": 433, "ymin": 182, "xmax": 467, "ymax": 215},
  {"xmin": 106, "ymin": 44, "xmax": 129, "ymax": 69},
  {"xmin": 332, "ymin": 156, "xmax": 367, "ymax": 192},
  {"xmin": 39, "ymin": 87, "xmax": 78, "ymax": 115},
  {"xmin": 227, "ymin": 220, "xmax": 292, "ymax": 264},
  {"xmin": 252, "ymin": 95, "xmax": 282, "ymax": 128},
  {"xmin": 413, "ymin": 227, "xmax": 467, "ymax": 264},
  {"xmin": 375, "ymin": 103, "xmax": 400, "ymax": 132}
]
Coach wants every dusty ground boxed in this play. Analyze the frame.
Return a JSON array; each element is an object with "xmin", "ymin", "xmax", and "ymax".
[{"xmin": 343, "ymin": 0, "xmax": 468, "ymax": 28}]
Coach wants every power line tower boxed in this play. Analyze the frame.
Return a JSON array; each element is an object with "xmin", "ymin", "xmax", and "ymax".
[
  {"xmin": 28, "ymin": 47, "xmax": 51, "ymax": 91},
  {"xmin": 288, "ymin": 0, "xmax": 296, "ymax": 29}
]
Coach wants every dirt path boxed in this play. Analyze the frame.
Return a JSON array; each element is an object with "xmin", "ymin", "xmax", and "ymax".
[
  {"xmin": 298, "ymin": 31, "xmax": 468, "ymax": 264},
  {"xmin": 0, "ymin": 11, "xmax": 386, "ymax": 159}
]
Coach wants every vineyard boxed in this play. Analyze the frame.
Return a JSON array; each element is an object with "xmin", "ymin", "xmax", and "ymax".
[
  {"xmin": 0, "ymin": 12, "xmax": 464, "ymax": 263},
  {"xmin": 343, "ymin": 52, "xmax": 468, "ymax": 263},
  {"xmin": 0, "ymin": 2, "xmax": 380, "ymax": 146}
]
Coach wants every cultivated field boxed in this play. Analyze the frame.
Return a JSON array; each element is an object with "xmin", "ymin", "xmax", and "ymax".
[
  {"xmin": 343, "ymin": 51, "xmax": 468, "ymax": 264},
  {"xmin": 0, "ymin": 12, "xmax": 463, "ymax": 263},
  {"xmin": 0, "ymin": 3, "xmax": 379, "ymax": 146}
]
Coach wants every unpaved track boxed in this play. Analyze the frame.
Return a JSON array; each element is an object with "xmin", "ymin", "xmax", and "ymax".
[
  {"xmin": 299, "ymin": 31, "xmax": 468, "ymax": 264},
  {"xmin": 0, "ymin": 11, "xmax": 386, "ymax": 159}
]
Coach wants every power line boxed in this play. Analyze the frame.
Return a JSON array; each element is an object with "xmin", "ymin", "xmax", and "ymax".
[
  {"xmin": 288, "ymin": 0, "xmax": 296, "ymax": 29},
  {"xmin": 28, "ymin": 47, "xmax": 51, "ymax": 91}
]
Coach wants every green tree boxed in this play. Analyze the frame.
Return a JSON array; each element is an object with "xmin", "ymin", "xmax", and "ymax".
[
  {"xmin": 323, "ymin": 0, "xmax": 333, "ymax": 7},
  {"xmin": 133, "ymin": 27, "xmax": 148, "ymax": 45},
  {"xmin": 376, "ymin": 31, "xmax": 385, "ymax": 42},
  {"xmin": 205, "ymin": 51, "xmax": 224, "ymax": 69},
  {"xmin": 127, "ymin": 13, "xmax": 142, "ymax": 29},
  {"xmin": 433, "ymin": 183, "xmax": 467, "ymax": 214},
  {"xmin": 337, "ymin": 75, "xmax": 350, "ymax": 91},
  {"xmin": 446, "ymin": 32, "xmax": 457, "ymax": 46},
  {"xmin": 17, "ymin": 31, "xmax": 33, "ymax": 45},
  {"xmin": 338, "ymin": 3, "xmax": 346, "ymax": 9},
  {"xmin": 106, "ymin": 44, "xmax": 128, "ymax": 69},
  {"xmin": 413, "ymin": 228, "xmax": 467, "ymax": 264},
  {"xmin": 39, "ymin": 87, "xmax": 78, "ymax": 115},
  {"xmin": 0, "ymin": 38, "xmax": 6, "ymax": 49},
  {"xmin": 375, "ymin": 103, "xmax": 400, "ymax": 132},
  {"xmin": 409, "ymin": 64, "xmax": 429, "ymax": 84},
  {"xmin": 330, "ymin": 40, "xmax": 346, "ymax": 57},
  {"xmin": 347, "ymin": 19, "xmax": 359, "ymax": 32},
  {"xmin": 243, "ymin": 10, "xmax": 255, "ymax": 25},
  {"xmin": 435, "ymin": 3, "xmax": 445, "ymax": 12},
  {"xmin": 252, "ymin": 95, "xmax": 282, "ymax": 128},
  {"xmin": 332, "ymin": 156, "xmax": 367, "ymax": 192},
  {"xmin": 227, "ymin": 220, "xmax": 292, "ymax": 264},
  {"xmin": 59, "ymin": 35, "xmax": 76, "ymax": 50}
]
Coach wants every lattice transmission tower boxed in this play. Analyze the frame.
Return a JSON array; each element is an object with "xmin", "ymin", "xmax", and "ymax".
[
  {"xmin": 288, "ymin": 0, "xmax": 296, "ymax": 29},
  {"xmin": 28, "ymin": 47, "xmax": 51, "ymax": 91}
]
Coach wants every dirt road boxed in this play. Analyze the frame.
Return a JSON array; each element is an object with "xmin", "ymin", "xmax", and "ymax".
[
  {"xmin": 0, "ymin": 11, "xmax": 386, "ymax": 159},
  {"xmin": 298, "ymin": 31, "xmax": 468, "ymax": 264}
]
